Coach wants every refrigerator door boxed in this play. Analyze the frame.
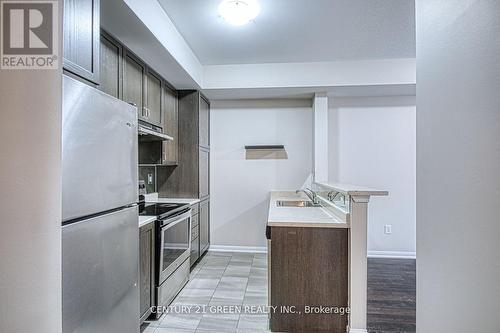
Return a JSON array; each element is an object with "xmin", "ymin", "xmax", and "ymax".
[
  {"xmin": 62, "ymin": 75, "xmax": 138, "ymax": 222},
  {"xmin": 62, "ymin": 206, "xmax": 139, "ymax": 333}
]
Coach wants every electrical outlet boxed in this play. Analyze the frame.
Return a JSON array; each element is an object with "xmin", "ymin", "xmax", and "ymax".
[
  {"xmin": 147, "ymin": 173, "xmax": 153, "ymax": 185},
  {"xmin": 384, "ymin": 224, "xmax": 392, "ymax": 235}
]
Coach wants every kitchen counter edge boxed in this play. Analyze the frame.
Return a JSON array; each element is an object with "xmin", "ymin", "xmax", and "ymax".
[{"xmin": 267, "ymin": 191, "xmax": 350, "ymax": 229}]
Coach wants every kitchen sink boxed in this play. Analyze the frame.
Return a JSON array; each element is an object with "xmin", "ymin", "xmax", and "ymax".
[{"xmin": 276, "ymin": 200, "xmax": 320, "ymax": 207}]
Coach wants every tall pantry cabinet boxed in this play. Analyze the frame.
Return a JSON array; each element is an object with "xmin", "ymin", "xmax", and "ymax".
[{"xmin": 157, "ymin": 91, "xmax": 210, "ymax": 265}]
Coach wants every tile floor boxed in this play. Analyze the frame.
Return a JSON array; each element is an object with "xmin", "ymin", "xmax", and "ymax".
[
  {"xmin": 141, "ymin": 251, "xmax": 270, "ymax": 333},
  {"xmin": 141, "ymin": 252, "xmax": 416, "ymax": 333}
]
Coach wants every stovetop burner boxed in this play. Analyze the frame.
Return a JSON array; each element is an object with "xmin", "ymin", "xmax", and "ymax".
[{"xmin": 139, "ymin": 202, "xmax": 188, "ymax": 219}]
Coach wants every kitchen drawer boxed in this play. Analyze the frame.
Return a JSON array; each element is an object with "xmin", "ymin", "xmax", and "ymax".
[
  {"xmin": 199, "ymin": 199, "xmax": 210, "ymax": 254},
  {"xmin": 191, "ymin": 203, "xmax": 199, "ymax": 216},
  {"xmin": 191, "ymin": 213, "xmax": 199, "ymax": 230},
  {"xmin": 191, "ymin": 215, "xmax": 200, "ymax": 230},
  {"xmin": 191, "ymin": 224, "xmax": 199, "ymax": 241},
  {"xmin": 190, "ymin": 237, "xmax": 200, "ymax": 267}
]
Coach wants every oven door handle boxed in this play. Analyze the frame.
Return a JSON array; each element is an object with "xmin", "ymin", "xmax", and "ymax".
[{"xmin": 160, "ymin": 210, "xmax": 192, "ymax": 229}]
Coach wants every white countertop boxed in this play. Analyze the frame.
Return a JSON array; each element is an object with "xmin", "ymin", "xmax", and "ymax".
[
  {"xmin": 139, "ymin": 215, "xmax": 156, "ymax": 228},
  {"xmin": 267, "ymin": 191, "xmax": 349, "ymax": 228},
  {"xmin": 315, "ymin": 182, "xmax": 389, "ymax": 196},
  {"xmin": 144, "ymin": 193, "xmax": 200, "ymax": 206}
]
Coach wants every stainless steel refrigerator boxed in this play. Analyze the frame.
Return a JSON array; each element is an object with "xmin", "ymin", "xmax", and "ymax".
[{"xmin": 62, "ymin": 75, "xmax": 139, "ymax": 333}]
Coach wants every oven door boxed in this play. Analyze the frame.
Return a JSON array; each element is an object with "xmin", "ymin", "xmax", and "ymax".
[{"xmin": 158, "ymin": 210, "xmax": 191, "ymax": 284}]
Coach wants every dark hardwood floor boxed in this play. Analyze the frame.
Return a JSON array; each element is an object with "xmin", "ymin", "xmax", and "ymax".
[{"xmin": 367, "ymin": 258, "xmax": 416, "ymax": 333}]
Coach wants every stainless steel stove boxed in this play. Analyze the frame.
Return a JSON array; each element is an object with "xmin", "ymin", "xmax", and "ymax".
[{"xmin": 139, "ymin": 200, "xmax": 192, "ymax": 318}]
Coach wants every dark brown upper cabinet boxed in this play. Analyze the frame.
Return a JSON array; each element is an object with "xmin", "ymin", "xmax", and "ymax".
[
  {"xmin": 199, "ymin": 96, "xmax": 210, "ymax": 148},
  {"xmin": 162, "ymin": 85, "xmax": 179, "ymax": 165},
  {"xmin": 123, "ymin": 50, "xmax": 145, "ymax": 118},
  {"xmin": 63, "ymin": 0, "xmax": 100, "ymax": 84},
  {"xmin": 144, "ymin": 69, "xmax": 162, "ymax": 127},
  {"xmin": 98, "ymin": 31, "xmax": 122, "ymax": 98}
]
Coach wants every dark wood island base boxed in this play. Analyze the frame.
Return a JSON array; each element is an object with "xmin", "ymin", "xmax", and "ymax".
[{"xmin": 269, "ymin": 226, "xmax": 349, "ymax": 333}]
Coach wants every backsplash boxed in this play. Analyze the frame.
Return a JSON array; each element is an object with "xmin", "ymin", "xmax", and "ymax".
[{"xmin": 139, "ymin": 166, "xmax": 156, "ymax": 194}]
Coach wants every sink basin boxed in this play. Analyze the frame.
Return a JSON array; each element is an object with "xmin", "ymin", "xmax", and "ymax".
[{"xmin": 276, "ymin": 200, "xmax": 320, "ymax": 208}]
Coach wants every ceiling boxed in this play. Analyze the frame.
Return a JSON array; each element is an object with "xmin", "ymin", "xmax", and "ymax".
[{"xmin": 158, "ymin": 0, "xmax": 415, "ymax": 66}]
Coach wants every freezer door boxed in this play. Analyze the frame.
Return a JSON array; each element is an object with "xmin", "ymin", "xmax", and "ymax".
[
  {"xmin": 62, "ymin": 206, "xmax": 139, "ymax": 333},
  {"xmin": 62, "ymin": 75, "xmax": 138, "ymax": 221}
]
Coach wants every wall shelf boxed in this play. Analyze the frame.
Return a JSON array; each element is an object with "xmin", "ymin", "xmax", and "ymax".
[
  {"xmin": 244, "ymin": 145, "xmax": 287, "ymax": 160},
  {"xmin": 245, "ymin": 145, "xmax": 285, "ymax": 150}
]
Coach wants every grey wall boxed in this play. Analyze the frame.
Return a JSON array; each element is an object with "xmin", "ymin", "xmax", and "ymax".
[
  {"xmin": 0, "ymin": 4, "xmax": 62, "ymax": 332},
  {"xmin": 417, "ymin": 1, "xmax": 500, "ymax": 331}
]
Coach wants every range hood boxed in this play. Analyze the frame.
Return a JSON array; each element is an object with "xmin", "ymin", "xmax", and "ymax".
[{"xmin": 138, "ymin": 123, "xmax": 173, "ymax": 142}]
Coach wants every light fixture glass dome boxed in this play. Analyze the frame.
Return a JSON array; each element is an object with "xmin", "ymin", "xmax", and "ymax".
[{"xmin": 218, "ymin": 0, "xmax": 260, "ymax": 26}]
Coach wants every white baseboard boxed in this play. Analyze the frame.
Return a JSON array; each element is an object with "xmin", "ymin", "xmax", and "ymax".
[
  {"xmin": 368, "ymin": 250, "xmax": 416, "ymax": 259},
  {"xmin": 209, "ymin": 246, "xmax": 415, "ymax": 258},
  {"xmin": 349, "ymin": 329, "xmax": 368, "ymax": 333},
  {"xmin": 209, "ymin": 245, "xmax": 268, "ymax": 253}
]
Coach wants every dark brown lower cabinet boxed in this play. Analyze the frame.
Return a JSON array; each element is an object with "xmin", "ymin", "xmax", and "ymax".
[
  {"xmin": 190, "ymin": 212, "xmax": 200, "ymax": 266},
  {"xmin": 139, "ymin": 222, "xmax": 155, "ymax": 324},
  {"xmin": 190, "ymin": 237, "xmax": 200, "ymax": 267},
  {"xmin": 270, "ymin": 227, "xmax": 348, "ymax": 333},
  {"xmin": 199, "ymin": 199, "xmax": 210, "ymax": 254}
]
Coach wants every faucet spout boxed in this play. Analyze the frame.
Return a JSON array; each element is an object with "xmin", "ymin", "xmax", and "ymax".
[{"xmin": 296, "ymin": 188, "xmax": 320, "ymax": 204}]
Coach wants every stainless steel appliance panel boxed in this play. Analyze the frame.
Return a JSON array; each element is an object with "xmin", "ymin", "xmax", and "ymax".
[
  {"xmin": 62, "ymin": 75, "xmax": 138, "ymax": 221},
  {"xmin": 62, "ymin": 206, "xmax": 139, "ymax": 333},
  {"xmin": 158, "ymin": 210, "xmax": 191, "ymax": 284},
  {"xmin": 157, "ymin": 258, "xmax": 190, "ymax": 312}
]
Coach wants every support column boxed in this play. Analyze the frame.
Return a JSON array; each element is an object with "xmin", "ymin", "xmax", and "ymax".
[
  {"xmin": 348, "ymin": 195, "xmax": 370, "ymax": 333},
  {"xmin": 313, "ymin": 93, "xmax": 328, "ymax": 183}
]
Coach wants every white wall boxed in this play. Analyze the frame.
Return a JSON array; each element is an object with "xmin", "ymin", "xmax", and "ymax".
[
  {"xmin": 0, "ymin": 28, "xmax": 62, "ymax": 333},
  {"xmin": 329, "ymin": 96, "xmax": 416, "ymax": 257},
  {"xmin": 210, "ymin": 100, "xmax": 313, "ymax": 248},
  {"xmin": 204, "ymin": 58, "xmax": 416, "ymax": 90},
  {"xmin": 417, "ymin": 1, "xmax": 500, "ymax": 331}
]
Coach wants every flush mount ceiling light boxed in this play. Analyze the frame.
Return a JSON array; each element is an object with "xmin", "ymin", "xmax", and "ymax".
[{"xmin": 218, "ymin": 0, "xmax": 260, "ymax": 26}]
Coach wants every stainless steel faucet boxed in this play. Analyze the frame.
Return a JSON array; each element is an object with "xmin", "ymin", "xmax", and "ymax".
[
  {"xmin": 296, "ymin": 188, "xmax": 319, "ymax": 204},
  {"xmin": 327, "ymin": 190, "xmax": 347, "ymax": 207}
]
